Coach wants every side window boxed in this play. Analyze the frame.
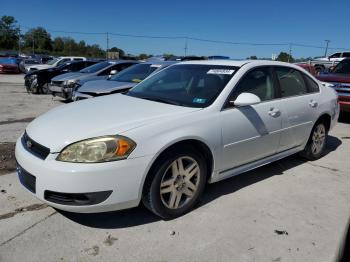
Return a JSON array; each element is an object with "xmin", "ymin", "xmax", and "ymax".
[
  {"xmin": 275, "ymin": 67, "xmax": 307, "ymax": 97},
  {"xmin": 342, "ymin": 52, "xmax": 350, "ymax": 58},
  {"xmin": 57, "ymin": 58, "xmax": 70, "ymax": 66},
  {"xmin": 229, "ymin": 67, "xmax": 275, "ymax": 102},
  {"xmin": 73, "ymin": 58, "xmax": 83, "ymax": 61},
  {"xmin": 70, "ymin": 63, "xmax": 85, "ymax": 71},
  {"xmin": 329, "ymin": 53, "xmax": 341, "ymax": 59},
  {"xmin": 304, "ymin": 75, "xmax": 320, "ymax": 93}
]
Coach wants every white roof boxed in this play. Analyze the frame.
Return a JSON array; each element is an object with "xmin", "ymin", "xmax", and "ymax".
[{"xmin": 180, "ymin": 59, "xmax": 295, "ymax": 67}]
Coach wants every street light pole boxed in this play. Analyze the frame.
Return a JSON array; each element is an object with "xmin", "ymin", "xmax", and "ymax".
[{"xmin": 324, "ymin": 40, "xmax": 331, "ymax": 57}]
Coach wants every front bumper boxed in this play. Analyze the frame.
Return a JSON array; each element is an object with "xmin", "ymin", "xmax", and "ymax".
[
  {"xmin": 15, "ymin": 136, "xmax": 153, "ymax": 213},
  {"xmin": 49, "ymin": 84, "xmax": 75, "ymax": 99}
]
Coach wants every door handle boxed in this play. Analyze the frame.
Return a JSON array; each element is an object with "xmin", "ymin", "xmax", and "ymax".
[
  {"xmin": 268, "ymin": 108, "xmax": 280, "ymax": 117},
  {"xmin": 309, "ymin": 100, "xmax": 318, "ymax": 108}
]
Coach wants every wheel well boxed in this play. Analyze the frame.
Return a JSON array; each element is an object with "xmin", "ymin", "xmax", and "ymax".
[
  {"xmin": 144, "ymin": 140, "xmax": 214, "ymax": 187},
  {"xmin": 316, "ymin": 113, "xmax": 331, "ymax": 131}
]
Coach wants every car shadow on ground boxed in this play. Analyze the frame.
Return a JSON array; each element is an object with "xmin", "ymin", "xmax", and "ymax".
[{"xmin": 58, "ymin": 135, "xmax": 342, "ymax": 229}]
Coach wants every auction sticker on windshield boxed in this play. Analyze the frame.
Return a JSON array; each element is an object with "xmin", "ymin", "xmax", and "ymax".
[{"xmin": 207, "ymin": 69, "xmax": 235, "ymax": 75}]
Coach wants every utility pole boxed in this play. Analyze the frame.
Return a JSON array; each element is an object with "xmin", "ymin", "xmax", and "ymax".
[
  {"xmin": 288, "ymin": 43, "xmax": 292, "ymax": 63},
  {"xmin": 184, "ymin": 37, "xmax": 188, "ymax": 57},
  {"xmin": 32, "ymin": 36, "xmax": 35, "ymax": 55},
  {"xmin": 106, "ymin": 32, "xmax": 109, "ymax": 60},
  {"xmin": 18, "ymin": 25, "xmax": 21, "ymax": 55},
  {"xmin": 324, "ymin": 40, "xmax": 331, "ymax": 57}
]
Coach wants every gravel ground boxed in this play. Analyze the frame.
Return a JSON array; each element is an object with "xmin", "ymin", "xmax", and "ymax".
[{"xmin": 0, "ymin": 74, "xmax": 349, "ymax": 262}]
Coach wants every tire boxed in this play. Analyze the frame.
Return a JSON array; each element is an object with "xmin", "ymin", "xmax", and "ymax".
[
  {"xmin": 30, "ymin": 79, "xmax": 39, "ymax": 94},
  {"xmin": 142, "ymin": 146, "xmax": 207, "ymax": 219},
  {"xmin": 300, "ymin": 121, "xmax": 328, "ymax": 160},
  {"xmin": 41, "ymin": 83, "xmax": 50, "ymax": 94}
]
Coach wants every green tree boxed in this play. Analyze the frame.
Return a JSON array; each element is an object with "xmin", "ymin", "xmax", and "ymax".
[
  {"xmin": 277, "ymin": 52, "xmax": 294, "ymax": 63},
  {"xmin": 0, "ymin": 16, "xmax": 20, "ymax": 50},
  {"xmin": 23, "ymin": 27, "xmax": 52, "ymax": 53},
  {"xmin": 248, "ymin": 55, "xmax": 258, "ymax": 60},
  {"xmin": 138, "ymin": 53, "xmax": 151, "ymax": 60},
  {"xmin": 52, "ymin": 37, "xmax": 64, "ymax": 53},
  {"xmin": 109, "ymin": 47, "xmax": 125, "ymax": 57}
]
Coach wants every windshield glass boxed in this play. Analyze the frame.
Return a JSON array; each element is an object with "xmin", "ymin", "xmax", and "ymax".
[
  {"xmin": 127, "ymin": 64, "xmax": 238, "ymax": 108},
  {"xmin": 110, "ymin": 63, "xmax": 158, "ymax": 83},
  {"xmin": 333, "ymin": 60, "xmax": 350, "ymax": 74},
  {"xmin": 80, "ymin": 61, "xmax": 111, "ymax": 73},
  {"xmin": 47, "ymin": 58, "xmax": 59, "ymax": 65},
  {"xmin": 0, "ymin": 58, "xmax": 17, "ymax": 64}
]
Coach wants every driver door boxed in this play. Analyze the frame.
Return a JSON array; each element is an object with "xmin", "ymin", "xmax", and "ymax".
[{"xmin": 220, "ymin": 66, "xmax": 283, "ymax": 172}]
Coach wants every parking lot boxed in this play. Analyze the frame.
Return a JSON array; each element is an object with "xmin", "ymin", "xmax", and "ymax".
[{"xmin": 0, "ymin": 75, "xmax": 350, "ymax": 262}]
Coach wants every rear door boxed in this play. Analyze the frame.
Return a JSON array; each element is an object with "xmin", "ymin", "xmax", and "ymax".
[{"xmin": 273, "ymin": 66, "xmax": 320, "ymax": 151}]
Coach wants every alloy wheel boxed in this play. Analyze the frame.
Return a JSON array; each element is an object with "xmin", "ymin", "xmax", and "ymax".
[
  {"xmin": 311, "ymin": 124, "xmax": 326, "ymax": 155},
  {"xmin": 160, "ymin": 156, "xmax": 200, "ymax": 209}
]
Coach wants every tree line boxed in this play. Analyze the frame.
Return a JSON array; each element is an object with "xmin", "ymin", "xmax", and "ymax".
[{"xmin": 0, "ymin": 16, "xmax": 131, "ymax": 58}]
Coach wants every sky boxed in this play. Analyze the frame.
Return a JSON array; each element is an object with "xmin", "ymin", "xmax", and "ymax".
[{"xmin": 1, "ymin": 0, "xmax": 350, "ymax": 59}]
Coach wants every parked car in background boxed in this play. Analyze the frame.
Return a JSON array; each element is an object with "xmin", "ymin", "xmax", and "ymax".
[
  {"xmin": 296, "ymin": 62, "xmax": 317, "ymax": 76},
  {"xmin": 19, "ymin": 58, "xmax": 41, "ymax": 73},
  {"xmin": 24, "ymin": 60, "xmax": 98, "ymax": 94},
  {"xmin": 0, "ymin": 57, "xmax": 20, "ymax": 73},
  {"xmin": 49, "ymin": 60, "xmax": 138, "ymax": 100},
  {"xmin": 73, "ymin": 61, "xmax": 176, "ymax": 100},
  {"xmin": 311, "ymin": 51, "xmax": 350, "ymax": 73},
  {"xmin": 15, "ymin": 60, "xmax": 339, "ymax": 218},
  {"xmin": 25, "ymin": 56, "xmax": 87, "ymax": 72},
  {"xmin": 317, "ymin": 58, "xmax": 350, "ymax": 112}
]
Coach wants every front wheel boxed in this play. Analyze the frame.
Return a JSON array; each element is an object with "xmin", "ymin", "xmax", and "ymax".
[
  {"xmin": 300, "ymin": 121, "xmax": 328, "ymax": 160},
  {"xmin": 41, "ymin": 83, "xmax": 50, "ymax": 94},
  {"xmin": 142, "ymin": 147, "xmax": 207, "ymax": 219}
]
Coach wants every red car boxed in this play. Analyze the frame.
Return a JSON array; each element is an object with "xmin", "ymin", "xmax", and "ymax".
[
  {"xmin": 317, "ymin": 58, "xmax": 350, "ymax": 112},
  {"xmin": 296, "ymin": 62, "xmax": 317, "ymax": 76},
  {"xmin": 0, "ymin": 57, "xmax": 20, "ymax": 74}
]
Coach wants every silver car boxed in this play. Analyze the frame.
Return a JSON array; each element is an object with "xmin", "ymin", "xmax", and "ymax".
[
  {"xmin": 73, "ymin": 61, "xmax": 176, "ymax": 101},
  {"xmin": 49, "ymin": 60, "xmax": 138, "ymax": 100}
]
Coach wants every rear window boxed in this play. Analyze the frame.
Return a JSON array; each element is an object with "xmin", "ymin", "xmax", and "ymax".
[{"xmin": 333, "ymin": 60, "xmax": 350, "ymax": 74}]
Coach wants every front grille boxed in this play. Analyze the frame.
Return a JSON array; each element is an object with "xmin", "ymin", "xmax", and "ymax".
[
  {"xmin": 21, "ymin": 131, "xmax": 50, "ymax": 160},
  {"xmin": 17, "ymin": 164, "xmax": 36, "ymax": 193},
  {"xmin": 51, "ymin": 80, "xmax": 64, "ymax": 86}
]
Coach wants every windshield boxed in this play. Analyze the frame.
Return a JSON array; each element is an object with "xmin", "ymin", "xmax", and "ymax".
[
  {"xmin": 110, "ymin": 63, "xmax": 158, "ymax": 83},
  {"xmin": 47, "ymin": 58, "xmax": 59, "ymax": 65},
  {"xmin": 80, "ymin": 61, "xmax": 111, "ymax": 73},
  {"xmin": 333, "ymin": 60, "xmax": 350, "ymax": 74},
  {"xmin": 126, "ymin": 64, "xmax": 238, "ymax": 108},
  {"xmin": 0, "ymin": 58, "xmax": 17, "ymax": 64}
]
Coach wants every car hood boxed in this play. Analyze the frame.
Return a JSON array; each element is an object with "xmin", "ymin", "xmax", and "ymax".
[
  {"xmin": 52, "ymin": 72, "xmax": 85, "ymax": 81},
  {"xmin": 78, "ymin": 79, "xmax": 135, "ymax": 94},
  {"xmin": 26, "ymin": 94, "xmax": 201, "ymax": 152},
  {"xmin": 317, "ymin": 73, "xmax": 350, "ymax": 83}
]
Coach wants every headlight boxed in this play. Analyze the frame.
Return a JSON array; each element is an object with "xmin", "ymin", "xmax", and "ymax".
[
  {"xmin": 65, "ymin": 79, "xmax": 80, "ymax": 88},
  {"xmin": 57, "ymin": 136, "xmax": 136, "ymax": 163}
]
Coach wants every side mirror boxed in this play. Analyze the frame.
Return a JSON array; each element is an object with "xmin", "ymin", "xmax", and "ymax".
[
  {"xmin": 230, "ymin": 93, "xmax": 261, "ymax": 107},
  {"xmin": 107, "ymin": 70, "xmax": 118, "ymax": 79}
]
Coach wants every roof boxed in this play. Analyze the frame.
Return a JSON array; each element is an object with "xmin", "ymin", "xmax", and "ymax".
[{"xmin": 179, "ymin": 59, "xmax": 299, "ymax": 68}]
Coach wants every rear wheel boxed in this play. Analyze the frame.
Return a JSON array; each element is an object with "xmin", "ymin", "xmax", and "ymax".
[
  {"xmin": 300, "ymin": 121, "xmax": 328, "ymax": 160},
  {"xmin": 142, "ymin": 146, "xmax": 207, "ymax": 219}
]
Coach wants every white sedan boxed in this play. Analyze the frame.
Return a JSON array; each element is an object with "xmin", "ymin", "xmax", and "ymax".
[{"xmin": 15, "ymin": 60, "xmax": 339, "ymax": 218}]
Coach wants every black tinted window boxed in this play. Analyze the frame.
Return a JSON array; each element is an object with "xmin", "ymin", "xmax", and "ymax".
[
  {"xmin": 329, "ymin": 53, "xmax": 341, "ymax": 58},
  {"xmin": 333, "ymin": 60, "xmax": 350, "ymax": 74},
  {"xmin": 275, "ymin": 67, "xmax": 307, "ymax": 97},
  {"xmin": 342, "ymin": 52, "xmax": 350, "ymax": 58},
  {"xmin": 230, "ymin": 67, "xmax": 275, "ymax": 102},
  {"xmin": 57, "ymin": 58, "xmax": 70, "ymax": 66},
  {"xmin": 304, "ymin": 75, "xmax": 319, "ymax": 93}
]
